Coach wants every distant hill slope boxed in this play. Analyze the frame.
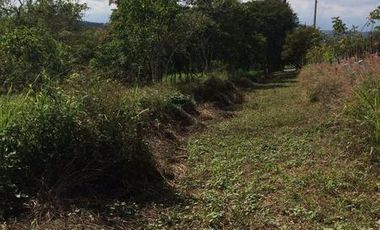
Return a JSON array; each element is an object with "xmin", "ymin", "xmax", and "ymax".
[
  {"xmin": 80, "ymin": 21, "xmax": 106, "ymax": 28},
  {"xmin": 321, "ymin": 30, "xmax": 371, "ymax": 37}
]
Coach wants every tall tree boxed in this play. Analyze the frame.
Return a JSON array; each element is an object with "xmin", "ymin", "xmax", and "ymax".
[
  {"xmin": 110, "ymin": 0, "xmax": 180, "ymax": 82},
  {"xmin": 282, "ymin": 26, "xmax": 321, "ymax": 68},
  {"xmin": 244, "ymin": 0, "xmax": 298, "ymax": 73}
]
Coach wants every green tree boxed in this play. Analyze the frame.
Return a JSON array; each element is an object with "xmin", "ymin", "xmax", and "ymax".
[
  {"xmin": 109, "ymin": 0, "xmax": 181, "ymax": 82},
  {"xmin": 197, "ymin": 0, "xmax": 297, "ymax": 73},
  {"xmin": 332, "ymin": 17, "xmax": 348, "ymax": 36},
  {"xmin": 0, "ymin": 0, "xmax": 87, "ymax": 36},
  {"xmin": 282, "ymin": 26, "xmax": 321, "ymax": 68},
  {"xmin": 96, "ymin": 0, "xmax": 297, "ymax": 82},
  {"xmin": 331, "ymin": 17, "xmax": 350, "ymax": 60},
  {"xmin": 169, "ymin": 9, "xmax": 215, "ymax": 77},
  {"xmin": 1, "ymin": 0, "xmax": 94, "ymax": 77},
  {"xmin": 0, "ymin": 27, "xmax": 64, "ymax": 91},
  {"xmin": 244, "ymin": 0, "xmax": 298, "ymax": 73}
]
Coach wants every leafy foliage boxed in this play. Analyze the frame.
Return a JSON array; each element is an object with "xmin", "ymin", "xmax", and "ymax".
[
  {"xmin": 354, "ymin": 79, "xmax": 380, "ymax": 159},
  {"xmin": 0, "ymin": 0, "xmax": 100, "ymax": 92},
  {"xmin": 0, "ymin": 76, "xmax": 200, "ymax": 216},
  {"xmin": 370, "ymin": 6, "xmax": 380, "ymax": 30},
  {"xmin": 306, "ymin": 17, "xmax": 371, "ymax": 64},
  {"xmin": 0, "ymin": 27, "xmax": 64, "ymax": 92},
  {"xmin": 93, "ymin": 0, "xmax": 297, "ymax": 82},
  {"xmin": 282, "ymin": 26, "xmax": 321, "ymax": 68}
]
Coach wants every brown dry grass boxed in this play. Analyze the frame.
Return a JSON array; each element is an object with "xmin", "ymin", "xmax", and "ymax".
[{"xmin": 299, "ymin": 54, "xmax": 380, "ymax": 105}]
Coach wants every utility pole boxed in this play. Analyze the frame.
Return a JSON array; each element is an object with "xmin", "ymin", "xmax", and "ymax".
[{"xmin": 313, "ymin": 0, "xmax": 318, "ymax": 28}]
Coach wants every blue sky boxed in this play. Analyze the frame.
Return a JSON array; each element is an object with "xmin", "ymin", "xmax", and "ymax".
[
  {"xmin": 81, "ymin": 0, "xmax": 379, "ymax": 30},
  {"xmin": 288, "ymin": 0, "xmax": 379, "ymax": 30}
]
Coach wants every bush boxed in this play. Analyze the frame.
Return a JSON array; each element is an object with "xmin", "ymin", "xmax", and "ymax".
[
  {"xmin": 0, "ymin": 71, "xmax": 245, "ymax": 218},
  {"xmin": 282, "ymin": 26, "xmax": 322, "ymax": 68},
  {"xmin": 0, "ymin": 86, "xmax": 148, "ymax": 207},
  {"xmin": 66, "ymin": 73, "xmax": 199, "ymax": 124},
  {"xmin": 0, "ymin": 27, "xmax": 64, "ymax": 92},
  {"xmin": 0, "ymin": 86, "xmax": 125, "ymax": 214},
  {"xmin": 0, "ymin": 75, "xmax": 199, "ymax": 217},
  {"xmin": 306, "ymin": 44, "xmax": 334, "ymax": 64}
]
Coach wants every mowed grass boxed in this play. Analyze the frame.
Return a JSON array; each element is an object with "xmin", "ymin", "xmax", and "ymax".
[
  {"xmin": 7, "ymin": 76, "xmax": 379, "ymax": 230},
  {"xmin": 141, "ymin": 77, "xmax": 380, "ymax": 229}
]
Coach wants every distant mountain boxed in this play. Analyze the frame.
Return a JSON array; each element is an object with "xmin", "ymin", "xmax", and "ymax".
[
  {"xmin": 321, "ymin": 30, "xmax": 372, "ymax": 37},
  {"xmin": 80, "ymin": 21, "xmax": 106, "ymax": 28},
  {"xmin": 321, "ymin": 30, "xmax": 333, "ymax": 36}
]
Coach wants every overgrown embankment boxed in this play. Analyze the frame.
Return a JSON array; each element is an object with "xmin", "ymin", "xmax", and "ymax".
[{"xmin": 0, "ymin": 72, "xmax": 244, "ymax": 222}]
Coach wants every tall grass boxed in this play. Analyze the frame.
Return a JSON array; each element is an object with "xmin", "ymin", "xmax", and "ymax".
[
  {"xmin": 354, "ymin": 81, "xmax": 380, "ymax": 158},
  {"xmin": 299, "ymin": 54, "xmax": 380, "ymax": 159},
  {"xmin": 299, "ymin": 55, "xmax": 380, "ymax": 103},
  {"xmin": 0, "ymin": 91, "xmax": 30, "ymax": 128},
  {"xmin": 0, "ymin": 92, "xmax": 33, "ymax": 214}
]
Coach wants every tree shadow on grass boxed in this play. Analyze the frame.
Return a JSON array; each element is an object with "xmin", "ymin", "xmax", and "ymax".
[
  {"xmin": 247, "ymin": 71, "xmax": 299, "ymax": 91},
  {"xmin": 2, "ymin": 148, "xmax": 190, "ymax": 226},
  {"xmin": 250, "ymin": 82, "xmax": 291, "ymax": 90},
  {"xmin": 59, "ymin": 156, "xmax": 190, "ymax": 219}
]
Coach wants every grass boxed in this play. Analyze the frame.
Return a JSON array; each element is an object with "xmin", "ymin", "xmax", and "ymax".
[
  {"xmin": 136, "ymin": 76, "xmax": 379, "ymax": 229},
  {"xmin": 299, "ymin": 56, "xmax": 380, "ymax": 159},
  {"xmin": 3, "ymin": 73, "xmax": 380, "ymax": 229}
]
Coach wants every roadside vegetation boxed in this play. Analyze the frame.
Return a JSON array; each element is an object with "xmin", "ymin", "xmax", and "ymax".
[
  {"xmin": 0, "ymin": 0, "xmax": 296, "ymax": 226},
  {"xmin": 300, "ymin": 7, "xmax": 380, "ymax": 162}
]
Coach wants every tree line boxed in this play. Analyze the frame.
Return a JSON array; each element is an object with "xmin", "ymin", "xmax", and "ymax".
[
  {"xmin": 94, "ymin": 0, "xmax": 298, "ymax": 83},
  {"xmin": 0, "ymin": 0, "xmax": 298, "ymax": 89}
]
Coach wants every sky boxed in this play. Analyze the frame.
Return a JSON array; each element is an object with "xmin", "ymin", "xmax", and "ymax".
[
  {"xmin": 288, "ymin": 0, "xmax": 379, "ymax": 30},
  {"xmin": 81, "ymin": 0, "xmax": 379, "ymax": 31}
]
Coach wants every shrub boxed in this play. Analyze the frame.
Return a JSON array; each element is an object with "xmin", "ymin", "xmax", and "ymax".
[
  {"xmin": 126, "ymin": 85, "xmax": 197, "ymax": 126},
  {"xmin": 66, "ymin": 73, "xmax": 199, "ymax": 123},
  {"xmin": 282, "ymin": 26, "xmax": 322, "ymax": 68},
  {"xmin": 306, "ymin": 44, "xmax": 334, "ymax": 64},
  {"xmin": 0, "ymin": 74, "xmax": 200, "ymax": 217},
  {"xmin": 0, "ymin": 85, "xmax": 146, "ymax": 216},
  {"xmin": 0, "ymin": 93, "xmax": 33, "ymax": 216},
  {"xmin": 0, "ymin": 27, "xmax": 64, "ymax": 92}
]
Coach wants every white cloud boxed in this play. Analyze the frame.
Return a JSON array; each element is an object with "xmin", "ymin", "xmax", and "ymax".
[{"xmin": 80, "ymin": 0, "xmax": 113, "ymax": 23}]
